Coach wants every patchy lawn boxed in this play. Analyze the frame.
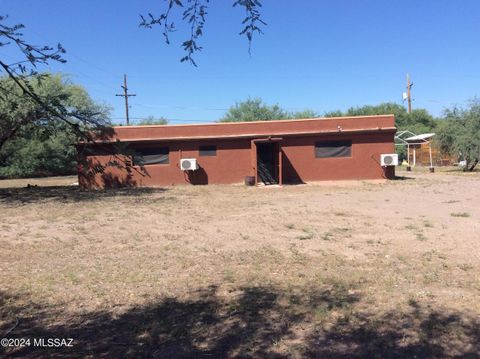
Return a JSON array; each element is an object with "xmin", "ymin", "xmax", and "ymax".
[{"xmin": 0, "ymin": 170, "xmax": 479, "ymax": 358}]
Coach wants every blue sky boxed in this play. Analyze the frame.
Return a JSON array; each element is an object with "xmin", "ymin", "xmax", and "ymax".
[{"xmin": 1, "ymin": 0, "xmax": 479, "ymax": 124}]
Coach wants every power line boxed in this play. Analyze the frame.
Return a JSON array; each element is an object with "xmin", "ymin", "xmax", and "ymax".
[
  {"xmin": 131, "ymin": 102, "xmax": 321, "ymax": 113},
  {"xmin": 115, "ymin": 74, "xmax": 136, "ymax": 126},
  {"xmin": 131, "ymin": 103, "xmax": 229, "ymax": 111},
  {"xmin": 406, "ymin": 73, "xmax": 413, "ymax": 113},
  {"xmin": 5, "ymin": 14, "xmax": 123, "ymax": 80},
  {"xmin": 67, "ymin": 52, "xmax": 122, "ymax": 81}
]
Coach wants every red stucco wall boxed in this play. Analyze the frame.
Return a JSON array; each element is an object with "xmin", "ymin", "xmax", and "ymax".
[
  {"xmin": 281, "ymin": 132, "xmax": 394, "ymax": 182},
  {"xmin": 78, "ymin": 134, "xmax": 395, "ymax": 188}
]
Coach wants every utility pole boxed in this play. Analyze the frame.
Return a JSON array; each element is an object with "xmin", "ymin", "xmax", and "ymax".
[
  {"xmin": 406, "ymin": 73, "xmax": 413, "ymax": 114},
  {"xmin": 115, "ymin": 74, "xmax": 136, "ymax": 125}
]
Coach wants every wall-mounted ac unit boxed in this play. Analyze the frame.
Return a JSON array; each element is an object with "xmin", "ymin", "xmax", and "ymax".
[
  {"xmin": 180, "ymin": 158, "xmax": 199, "ymax": 171},
  {"xmin": 380, "ymin": 154, "xmax": 399, "ymax": 166}
]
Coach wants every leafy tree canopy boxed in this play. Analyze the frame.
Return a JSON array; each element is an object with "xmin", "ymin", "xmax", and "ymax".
[
  {"xmin": 219, "ymin": 98, "xmax": 319, "ymax": 122},
  {"xmin": 219, "ymin": 98, "xmax": 287, "ymax": 122},
  {"xmin": 325, "ymin": 102, "xmax": 438, "ymax": 134},
  {"xmin": 324, "ymin": 103, "xmax": 439, "ymax": 161},
  {"xmin": 0, "ymin": 15, "xmax": 114, "ymax": 157},
  {"xmin": 437, "ymin": 99, "xmax": 480, "ymax": 171},
  {"xmin": 292, "ymin": 109, "xmax": 320, "ymax": 119},
  {"xmin": 136, "ymin": 116, "xmax": 169, "ymax": 126},
  {"xmin": 0, "ymin": 73, "xmax": 111, "ymax": 178}
]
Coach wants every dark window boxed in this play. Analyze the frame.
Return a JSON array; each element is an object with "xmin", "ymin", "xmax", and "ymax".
[
  {"xmin": 81, "ymin": 144, "xmax": 118, "ymax": 156},
  {"xmin": 133, "ymin": 147, "xmax": 169, "ymax": 165},
  {"xmin": 315, "ymin": 140, "xmax": 352, "ymax": 158},
  {"xmin": 199, "ymin": 145, "xmax": 217, "ymax": 156}
]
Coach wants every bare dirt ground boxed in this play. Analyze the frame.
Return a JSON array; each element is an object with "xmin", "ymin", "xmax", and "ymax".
[{"xmin": 1, "ymin": 169, "xmax": 479, "ymax": 358}]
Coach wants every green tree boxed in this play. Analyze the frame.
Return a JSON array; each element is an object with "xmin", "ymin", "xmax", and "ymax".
[
  {"xmin": 324, "ymin": 102, "xmax": 438, "ymax": 160},
  {"xmin": 219, "ymin": 98, "xmax": 288, "ymax": 122},
  {"xmin": 326, "ymin": 102, "xmax": 436, "ymax": 133},
  {"xmin": 291, "ymin": 109, "xmax": 319, "ymax": 119},
  {"xmin": 0, "ymin": 125, "xmax": 75, "ymax": 178},
  {"xmin": 437, "ymin": 100, "xmax": 480, "ymax": 171},
  {"xmin": 323, "ymin": 110, "xmax": 344, "ymax": 118},
  {"xmin": 0, "ymin": 15, "xmax": 115, "ymax": 164},
  {"xmin": 136, "ymin": 116, "xmax": 169, "ymax": 126},
  {"xmin": 0, "ymin": 73, "xmax": 110, "ymax": 178},
  {"xmin": 219, "ymin": 98, "xmax": 319, "ymax": 122}
]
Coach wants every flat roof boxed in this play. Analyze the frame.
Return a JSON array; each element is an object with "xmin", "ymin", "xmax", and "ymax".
[
  {"xmin": 404, "ymin": 133, "xmax": 435, "ymax": 142},
  {"xmin": 95, "ymin": 115, "xmax": 396, "ymax": 143},
  {"xmin": 113, "ymin": 114, "xmax": 394, "ymax": 129}
]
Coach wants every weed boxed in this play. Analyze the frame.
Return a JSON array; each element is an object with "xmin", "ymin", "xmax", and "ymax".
[
  {"xmin": 298, "ymin": 233, "xmax": 313, "ymax": 241},
  {"xmin": 72, "ymin": 225, "xmax": 87, "ymax": 234},
  {"xmin": 437, "ymin": 253, "xmax": 448, "ymax": 260},
  {"xmin": 223, "ymin": 269, "xmax": 236, "ymax": 282},
  {"xmin": 314, "ymin": 304, "xmax": 330, "ymax": 320},
  {"xmin": 422, "ymin": 250, "xmax": 435, "ymax": 262},
  {"xmin": 451, "ymin": 212, "xmax": 470, "ymax": 218},
  {"xmin": 297, "ymin": 228, "xmax": 314, "ymax": 240},
  {"xmin": 423, "ymin": 271, "xmax": 439, "ymax": 284},
  {"xmin": 321, "ymin": 232, "xmax": 334, "ymax": 241},
  {"xmin": 289, "ymin": 244, "xmax": 307, "ymax": 263},
  {"xmin": 458, "ymin": 264, "xmax": 474, "ymax": 272},
  {"xmin": 416, "ymin": 233, "xmax": 428, "ymax": 241},
  {"xmin": 423, "ymin": 220, "xmax": 434, "ymax": 228},
  {"xmin": 239, "ymin": 233, "xmax": 250, "ymax": 240},
  {"xmin": 164, "ymin": 233, "xmax": 180, "ymax": 241},
  {"xmin": 68, "ymin": 272, "xmax": 80, "ymax": 284}
]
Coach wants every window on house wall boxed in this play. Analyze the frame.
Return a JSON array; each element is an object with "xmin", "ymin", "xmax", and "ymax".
[
  {"xmin": 315, "ymin": 140, "xmax": 352, "ymax": 158},
  {"xmin": 133, "ymin": 147, "xmax": 169, "ymax": 165},
  {"xmin": 81, "ymin": 144, "xmax": 119, "ymax": 156},
  {"xmin": 199, "ymin": 145, "xmax": 217, "ymax": 156}
]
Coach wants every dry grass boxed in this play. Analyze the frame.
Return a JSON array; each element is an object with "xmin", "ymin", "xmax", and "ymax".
[{"xmin": 0, "ymin": 170, "xmax": 479, "ymax": 357}]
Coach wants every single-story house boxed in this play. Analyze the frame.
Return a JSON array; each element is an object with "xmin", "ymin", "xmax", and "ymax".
[{"xmin": 77, "ymin": 115, "xmax": 396, "ymax": 189}]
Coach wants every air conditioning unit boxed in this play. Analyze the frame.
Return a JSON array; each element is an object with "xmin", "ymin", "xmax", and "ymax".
[
  {"xmin": 180, "ymin": 158, "xmax": 199, "ymax": 171},
  {"xmin": 380, "ymin": 153, "xmax": 399, "ymax": 166}
]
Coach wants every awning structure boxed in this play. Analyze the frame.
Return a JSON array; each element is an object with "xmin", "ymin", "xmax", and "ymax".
[
  {"xmin": 404, "ymin": 133, "xmax": 435, "ymax": 143},
  {"xmin": 395, "ymin": 131, "xmax": 436, "ymax": 168}
]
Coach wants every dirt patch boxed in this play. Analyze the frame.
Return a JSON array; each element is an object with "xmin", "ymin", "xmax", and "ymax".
[{"xmin": 1, "ymin": 170, "xmax": 479, "ymax": 357}]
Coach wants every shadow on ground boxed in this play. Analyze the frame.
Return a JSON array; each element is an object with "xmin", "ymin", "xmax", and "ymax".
[
  {"xmin": 1, "ymin": 286, "xmax": 478, "ymax": 358},
  {"xmin": 0, "ymin": 185, "xmax": 167, "ymax": 205},
  {"xmin": 392, "ymin": 175, "xmax": 415, "ymax": 181}
]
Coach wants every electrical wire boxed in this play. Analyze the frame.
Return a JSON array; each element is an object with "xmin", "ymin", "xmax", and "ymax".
[{"xmin": 131, "ymin": 103, "xmax": 229, "ymax": 111}]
